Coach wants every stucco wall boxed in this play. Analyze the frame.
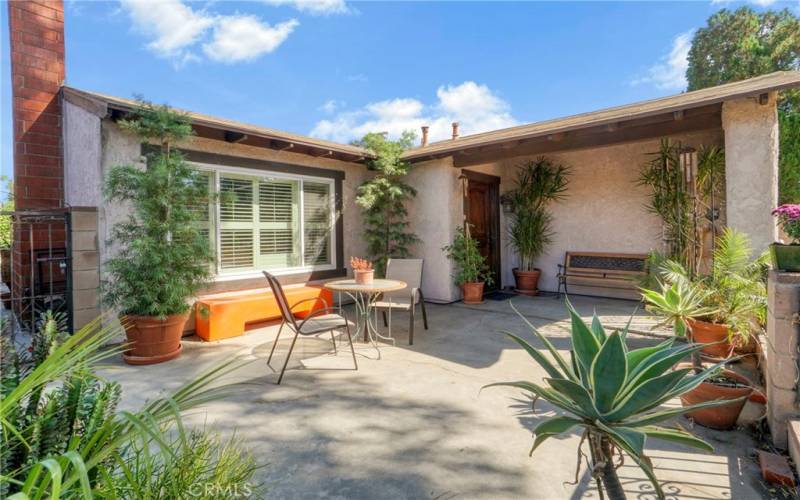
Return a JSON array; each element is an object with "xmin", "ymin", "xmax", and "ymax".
[
  {"xmin": 86, "ymin": 118, "xmax": 370, "ymax": 304},
  {"xmin": 405, "ymin": 157, "xmax": 462, "ymax": 302},
  {"xmin": 464, "ymin": 129, "xmax": 724, "ymax": 294},
  {"xmin": 722, "ymin": 94, "xmax": 779, "ymax": 254},
  {"xmin": 64, "ymin": 100, "xmax": 103, "ymax": 207}
]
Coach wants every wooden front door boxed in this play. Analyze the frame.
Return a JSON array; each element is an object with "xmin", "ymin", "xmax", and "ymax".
[{"xmin": 463, "ymin": 170, "xmax": 501, "ymax": 292}]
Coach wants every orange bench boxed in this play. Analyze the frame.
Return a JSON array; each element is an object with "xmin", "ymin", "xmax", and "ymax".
[{"xmin": 194, "ymin": 285, "xmax": 332, "ymax": 341}]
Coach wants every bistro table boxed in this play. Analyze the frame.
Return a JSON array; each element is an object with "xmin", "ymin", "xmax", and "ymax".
[{"xmin": 324, "ymin": 279, "xmax": 407, "ymax": 352}]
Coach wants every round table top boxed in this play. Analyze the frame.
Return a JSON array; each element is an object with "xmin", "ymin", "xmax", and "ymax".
[{"xmin": 324, "ymin": 278, "xmax": 407, "ymax": 293}]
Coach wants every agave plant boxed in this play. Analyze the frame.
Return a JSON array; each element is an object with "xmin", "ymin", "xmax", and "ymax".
[
  {"xmin": 487, "ymin": 301, "xmax": 742, "ymax": 500},
  {"xmin": 640, "ymin": 279, "xmax": 717, "ymax": 337}
]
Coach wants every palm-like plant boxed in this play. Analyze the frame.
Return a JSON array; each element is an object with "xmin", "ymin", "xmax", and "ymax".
[{"xmin": 487, "ymin": 301, "xmax": 742, "ymax": 500}]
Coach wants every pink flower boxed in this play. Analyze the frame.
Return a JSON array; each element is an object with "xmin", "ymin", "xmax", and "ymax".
[{"xmin": 773, "ymin": 204, "xmax": 800, "ymax": 220}]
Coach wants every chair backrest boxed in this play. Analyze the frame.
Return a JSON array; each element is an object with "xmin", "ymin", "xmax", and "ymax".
[
  {"xmin": 263, "ymin": 271, "xmax": 299, "ymax": 331},
  {"xmin": 384, "ymin": 258, "xmax": 424, "ymax": 302}
]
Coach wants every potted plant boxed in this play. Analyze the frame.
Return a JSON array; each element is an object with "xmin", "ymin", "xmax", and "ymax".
[
  {"xmin": 506, "ymin": 157, "xmax": 569, "ymax": 295},
  {"xmin": 443, "ymin": 226, "xmax": 494, "ymax": 304},
  {"xmin": 103, "ymin": 101, "xmax": 214, "ymax": 365},
  {"xmin": 487, "ymin": 300, "xmax": 742, "ymax": 499},
  {"xmin": 771, "ymin": 204, "xmax": 800, "ymax": 272},
  {"xmin": 351, "ymin": 257, "xmax": 374, "ymax": 285}
]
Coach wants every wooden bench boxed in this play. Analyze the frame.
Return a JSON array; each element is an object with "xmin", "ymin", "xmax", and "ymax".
[
  {"xmin": 195, "ymin": 285, "xmax": 332, "ymax": 341},
  {"xmin": 556, "ymin": 252, "xmax": 648, "ymax": 300}
]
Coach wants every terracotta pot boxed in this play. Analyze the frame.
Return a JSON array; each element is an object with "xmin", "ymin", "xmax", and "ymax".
[
  {"xmin": 733, "ymin": 333, "xmax": 762, "ymax": 356},
  {"xmin": 677, "ymin": 363, "xmax": 753, "ymax": 430},
  {"xmin": 462, "ymin": 282, "xmax": 485, "ymax": 304},
  {"xmin": 513, "ymin": 268, "xmax": 541, "ymax": 296},
  {"xmin": 770, "ymin": 243, "xmax": 800, "ymax": 272},
  {"xmin": 354, "ymin": 269, "xmax": 374, "ymax": 285},
  {"xmin": 121, "ymin": 313, "xmax": 188, "ymax": 365},
  {"xmin": 688, "ymin": 318, "xmax": 733, "ymax": 359}
]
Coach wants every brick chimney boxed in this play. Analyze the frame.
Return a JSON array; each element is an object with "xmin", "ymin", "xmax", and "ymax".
[{"xmin": 9, "ymin": 0, "xmax": 66, "ymax": 210}]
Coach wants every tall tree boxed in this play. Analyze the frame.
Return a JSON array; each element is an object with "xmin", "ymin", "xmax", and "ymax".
[
  {"xmin": 687, "ymin": 7, "xmax": 800, "ymax": 202},
  {"xmin": 354, "ymin": 132, "xmax": 419, "ymax": 276}
]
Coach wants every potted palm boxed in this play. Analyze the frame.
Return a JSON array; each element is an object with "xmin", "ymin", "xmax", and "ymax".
[
  {"xmin": 487, "ymin": 300, "xmax": 742, "ymax": 499},
  {"xmin": 771, "ymin": 204, "xmax": 800, "ymax": 272},
  {"xmin": 103, "ymin": 101, "xmax": 214, "ymax": 365},
  {"xmin": 443, "ymin": 225, "xmax": 494, "ymax": 304},
  {"xmin": 506, "ymin": 157, "xmax": 569, "ymax": 295}
]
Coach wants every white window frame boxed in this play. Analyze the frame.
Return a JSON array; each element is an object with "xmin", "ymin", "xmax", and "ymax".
[{"xmin": 190, "ymin": 161, "xmax": 338, "ymax": 281}]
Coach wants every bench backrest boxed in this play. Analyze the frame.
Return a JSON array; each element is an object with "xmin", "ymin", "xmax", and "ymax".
[{"xmin": 564, "ymin": 252, "xmax": 649, "ymax": 275}]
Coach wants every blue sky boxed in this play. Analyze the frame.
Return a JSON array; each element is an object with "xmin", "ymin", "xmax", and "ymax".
[{"xmin": 2, "ymin": 0, "xmax": 797, "ymax": 188}]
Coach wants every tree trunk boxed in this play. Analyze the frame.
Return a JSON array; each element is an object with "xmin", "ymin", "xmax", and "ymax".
[{"xmin": 590, "ymin": 433, "xmax": 626, "ymax": 500}]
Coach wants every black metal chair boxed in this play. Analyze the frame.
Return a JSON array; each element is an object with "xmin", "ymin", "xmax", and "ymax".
[{"xmin": 264, "ymin": 272, "xmax": 357, "ymax": 384}]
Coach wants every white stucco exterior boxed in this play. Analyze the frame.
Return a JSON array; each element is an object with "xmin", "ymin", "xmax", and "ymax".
[{"xmin": 722, "ymin": 93, "xmax": 780, "ymax": 254}]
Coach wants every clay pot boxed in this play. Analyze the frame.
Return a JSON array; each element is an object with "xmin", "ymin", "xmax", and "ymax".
[
  {"xmin": 513, "ymin": 268, "xmax": 541, "ymax": 296},
  {"xmin": 462, "ymin": 282, "xmax": 485, "ymax": 304},
  {"xmin": 688, "ymin": 318, "xmax": 733, "ymax": 359},
  {"xmin": 733, "ymin": 334, "xmax": 762, "ymax": 356},
  {"xmin": 121, "ymin": 313, "xmax": 188, "ymax": 365},
  {"xmin": 678, "ymin": 364, "xmax": 753, "ymax": 430},
  {"xmin": 354, "ymin": 269, "xmax": 374, "ymax": 285}
]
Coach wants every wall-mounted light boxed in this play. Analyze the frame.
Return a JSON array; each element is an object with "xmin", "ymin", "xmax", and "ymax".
[
  {"xmin": 500, "ymin": 193, "xmax": 514, "ymax": 214},
  {"xmin": 458, "ymin": 173, "xmax": 468, "ymax": 198}
]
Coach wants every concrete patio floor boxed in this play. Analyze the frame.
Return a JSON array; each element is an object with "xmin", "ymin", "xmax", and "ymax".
[{"xmin": 101, "ymin": 295, "xmax": 767, "ymax": 499}]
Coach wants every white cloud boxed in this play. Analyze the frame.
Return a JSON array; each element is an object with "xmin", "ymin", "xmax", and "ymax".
[
  {"xmin": 262, "ymin": 0, "xmax": 348, "ymax": 15},
  {"xmin": 632, "ymin": 30, "xmax": 694, "ymax": 91},
  {"xmin": 310, "ymin": 81, "xmax": 517, "ymax": 144},
  {"xmin": 203, "ymin": 15, "xmax": 298, "ymax": 63},
  {"xmin": 120, "ymin": 0, "xmax": 298, "ymax": 64},
  {"xmin": 320, "ymin": 99, "xmax": 344, "ymax": 113},
  {"xmin": 120, "ymin": 0, "xmax": 214, "ymax": 59}
]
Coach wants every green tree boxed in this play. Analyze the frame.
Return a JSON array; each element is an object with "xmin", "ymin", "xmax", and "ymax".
[
  {"xmin": 686, "ymin": 7, "xmax": 800, "ymax": 202},
  {"xmin": 354, "ymin": 132, "xmax": 419, "ymax": 276},
  {"xmin": 0, "ymin": 176, "xmax": 13, "ymax": 248},
  {"xmin": 103, "ymin": 101, "xmax": 214, "ymax": 317}
]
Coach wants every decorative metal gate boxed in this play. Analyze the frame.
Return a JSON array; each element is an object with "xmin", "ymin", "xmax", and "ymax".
[{"xmin": 0, "ymin": 210, "xmax": 72, "ymax": 336}]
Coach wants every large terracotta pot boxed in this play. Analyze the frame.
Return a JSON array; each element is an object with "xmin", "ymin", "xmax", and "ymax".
[
  {"xmin": 688, "ymin": 318, "xmax": 732, "ymax": 359},
  {"xmin": 513, "ymin": 268, "xmax": 541, "ymax": 296},
  {"xmin": 121, "ymin": 313, "xmax": 188, "ymax": 365},
  {"xmin": 770, "ymin": 243, "xmax": 800, "ymax": 272},
  {"xmin": 462, "ymin": 282, "xmax": 485, "ymax": 304},
  {"xmin": 678, "ymin": 364, "xmax": 753, "ymax": 430}
]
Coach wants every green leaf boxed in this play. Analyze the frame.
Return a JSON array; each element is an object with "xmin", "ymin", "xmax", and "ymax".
[
  {"xmin": 590, "ymin": 332, "xmax": 628, "ymax": 413},
  {"xmin": 530, "ymin": 416, "xmax": 583, "ymax": 455},
  {"xmin": 605, "ymin": 369, "xmax": 692, "ymax": 421},
  {"xmin": 624, "ymin": 397, "xmax": 748, "ymax": 427},
  {"xmin": 546, "ymin": 378, "xmax": 600, "ymax": 419},
  {"xmin": 483, "ymin": 381, "xmax": 582, "ymax": 416},
  {"xmin": 596, "ymin": 421, "xmax": 646, "ymax": 457},
  {"xmin": 621, "ymin": 343, "xmax": 704, "ymax": 399},
  {"xmin": 662, "ymin": 359, "xmax": 738, "ymax": 401},
  {"xmin": 566, "ymin": 299, "xmax": 600, "ymax": 376},
  {"xmin": 590, "ymin": 312, "xmax": 607, "ymax": 344},
  {"xmin": 510, "ymin": 302, "xmax": 577, "ymax": 381},
  {"xmin": 626, "ymin": 339, "xmax": 674, "ymax": 372},
  {"xmin": 641, "ymin": 426, "xmax": 713, "ymax": 452},
  {"xmin": 501, "ymin": 331, "xmax": 565, "ymax": 380}
]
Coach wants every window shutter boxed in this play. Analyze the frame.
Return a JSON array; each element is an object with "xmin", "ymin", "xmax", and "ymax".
[
  {"xmin": 258, "ymin": 180, "xmax": 300, "ymax": 268},
  {"xmin": 220, "ymin": 177, "xmax": 253, "ymax": 222},
  {"xmin": 219, "ymin": 175, "xmax": 256, "ymax": 271},
  {"xmin": 220, "ymin": 229, "xmax": 254, "ymax": 269},
  {"xmin": 303, "ymin": 181, "xmax": 332, "ymax": 266}
]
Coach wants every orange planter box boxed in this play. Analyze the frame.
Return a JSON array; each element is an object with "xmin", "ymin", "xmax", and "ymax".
[{"xmin": 195, "ymin": 285, "xmax": 332, "ymax": 341}]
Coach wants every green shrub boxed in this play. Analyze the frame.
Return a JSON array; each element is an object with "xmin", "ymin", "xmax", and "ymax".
[
  {"xmin": 442, "ymin": 226, "xmax": 494, "ymax": 286},
  {"xmin": 780, "ymin": 110, "xmax": 800, "ymax": 204},
  {"xmin": 102, "ymin": 101, "xmax": 214, "ymax": 318}
]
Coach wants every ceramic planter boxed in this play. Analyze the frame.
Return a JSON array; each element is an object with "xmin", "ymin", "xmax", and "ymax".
[
  {"xmin": 354, "ymin": 269, "xmax": 374, "ymax": 285},
  {"xmin": 688, "ymin": 318, "xmax": 732, "ymax": 359},
  {"xmin": 121, "ymin": 313, "xmax": 188, "ymax": 365},
  {"xmin": 513, "ymin": 268, "xmax": 541, "ymax": 296},
  {"xmin": 677, "ymin": 364, "xmax": 753, "ymax": 430},
  {"xmin": 462, "ymin": 282, "xmax": 485, "ymax": 304},
  {"xmin": 770, "ymin": 243, "xmax": 800, "ymax": 272}
]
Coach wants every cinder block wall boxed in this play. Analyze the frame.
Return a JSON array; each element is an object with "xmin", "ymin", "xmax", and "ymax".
[
  {"xmin": 70, "ymin": 207, "xmax": 100, "ymax": 330},
  {"xmin": 766, "ymin": 270, "xmax": 800, "ymax": 448}
]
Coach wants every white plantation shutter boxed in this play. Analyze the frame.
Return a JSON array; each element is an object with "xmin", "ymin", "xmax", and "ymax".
[
  {"xmin": 303, "ymin": 181, "xmax": 332, "ymax": 266},
  {"xmin": 257, "ymin": 180, "xmax": 300, "ymax": 268},
  {"xmin": 208, "ymin": 170, "xmax": 334, "ymax": 274}
]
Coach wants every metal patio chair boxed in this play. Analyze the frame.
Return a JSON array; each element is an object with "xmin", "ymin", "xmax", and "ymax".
[
  {"xmin": 264, "ymin": 272, "xmax": 357, "ymax": 384},
  {"xmin": 374, "ymin": 258, "xmax": 429, "ymax": 345}
]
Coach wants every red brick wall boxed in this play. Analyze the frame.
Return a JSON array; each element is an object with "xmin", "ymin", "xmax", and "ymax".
[{"xmin": 8, "ymin": 0, "xmax": 65, "ymax": 210}]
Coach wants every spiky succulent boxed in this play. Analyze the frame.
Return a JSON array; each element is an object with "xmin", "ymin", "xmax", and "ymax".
[{"xmin": 487, "ymin": 301, "xmax": 743, "ymax": 500}]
